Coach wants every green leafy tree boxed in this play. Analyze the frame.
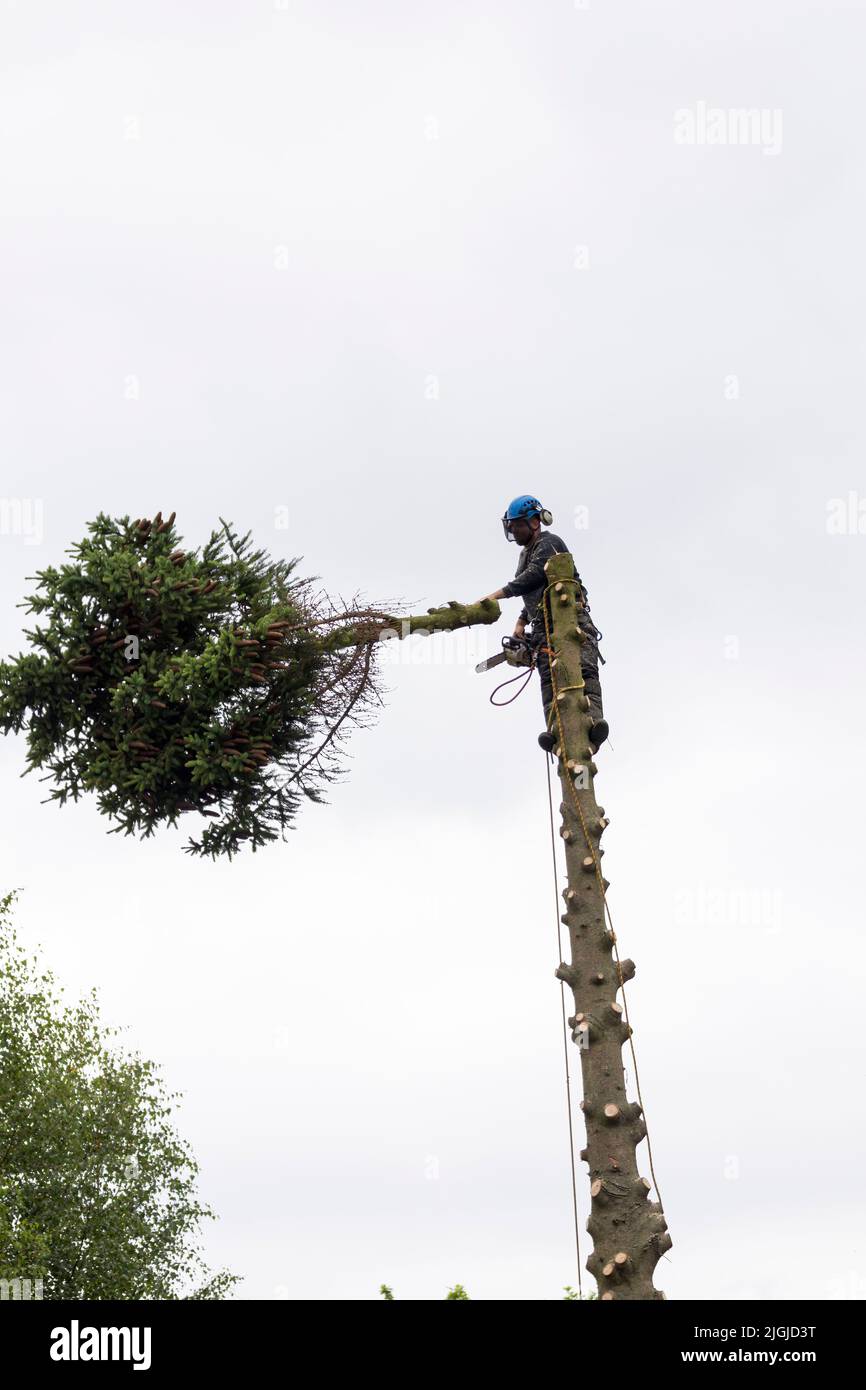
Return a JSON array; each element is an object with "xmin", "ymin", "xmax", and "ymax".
[
  {"xmin": 379, "ymin": 1282, "xmax": 469, "ymax": 1300},
  {"xmin": 0, "ymin": 511, "xmax": 497, "ymax": 859},
  {"xmin": 0, "ymin": 892, "xmax": 238, "ymax": 1299},
  {"xmin": 381, "ymin": 1282, "xmax": 597, "ymax": 1300}
]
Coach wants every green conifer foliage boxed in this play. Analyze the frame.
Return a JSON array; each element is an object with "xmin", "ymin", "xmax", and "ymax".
[{"xmin": 0, "ymin": 512, "xmax": 385, "ymax": 859}]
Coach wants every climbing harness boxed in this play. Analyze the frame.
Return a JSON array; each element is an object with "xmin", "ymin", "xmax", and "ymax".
[{"xmin": 541, "ymin": 578, "xmax": 668, "ymax": 1234}]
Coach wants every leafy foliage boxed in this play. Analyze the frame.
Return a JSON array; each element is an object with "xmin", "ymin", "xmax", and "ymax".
[
  {"xmin": 0, "ymin": 891, "xmax": 238, "ymax": 1299},
  {"xmin": 0, "ymin": 512, "xmax": 387, "ymax": 858},
  {"xmin": 379, "ymin": 1282, "xmax": 595, "ymax": 1299}
]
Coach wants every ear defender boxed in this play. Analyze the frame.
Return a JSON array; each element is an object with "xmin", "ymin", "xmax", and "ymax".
[{"xmin": 540, "ymin": 508, "xmax": 553, "ymax": 526}]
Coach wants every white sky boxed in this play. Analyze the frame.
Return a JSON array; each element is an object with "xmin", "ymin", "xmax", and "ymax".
[{"xmin": 1, "ymin": 0, "xmax": 864, "ymax": 1300}]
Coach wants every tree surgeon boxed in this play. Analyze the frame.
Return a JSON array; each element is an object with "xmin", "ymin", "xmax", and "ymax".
[{"xmin": 477, "ymin": 495, "xmax": 608, "ymax": 754}]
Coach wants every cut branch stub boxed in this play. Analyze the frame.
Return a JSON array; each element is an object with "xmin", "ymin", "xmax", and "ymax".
[
  {"xmin": 572, "ymin": 1017, "xmax": 591, "ymax": 1045},
  {"xmin": 615, "ymin": 958, "xmax": 636, "ymax": 986},
  {"xmin": 590, "ymin": 1176, "xmax": 630, "ymax": 1203},
  {"xmin": 602, "ymin": 1252, "xmax": 631, "ymax": 1279}
]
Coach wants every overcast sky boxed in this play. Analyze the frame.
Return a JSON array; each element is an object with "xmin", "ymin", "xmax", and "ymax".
[{"xmin": 1, "ymin": 0, "xmax": 864, "ymax": 1300}]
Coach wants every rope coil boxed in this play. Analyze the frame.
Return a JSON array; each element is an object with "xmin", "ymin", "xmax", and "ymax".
[{"xmin": 488, "ymin": 644, "xmax": 552, "ymax": 706}]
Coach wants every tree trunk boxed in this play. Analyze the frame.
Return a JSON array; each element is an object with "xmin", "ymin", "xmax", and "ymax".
[{"xmin": 544, "ymin": 552, "xmax": 671, "ymax": 1301}]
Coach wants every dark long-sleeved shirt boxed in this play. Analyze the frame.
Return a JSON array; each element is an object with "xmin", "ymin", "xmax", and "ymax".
[{"xmin": 502, "ymin": 529, "xmax": 602, "ymax": 652}]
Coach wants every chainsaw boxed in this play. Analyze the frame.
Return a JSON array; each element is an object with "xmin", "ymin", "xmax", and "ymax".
[{"xmin": 475, "ymin": 635, "xmax": 535, "ymax": 674}]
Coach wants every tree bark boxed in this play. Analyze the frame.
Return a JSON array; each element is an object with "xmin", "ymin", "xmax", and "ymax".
[
  {"xmin": 328, "ymin": 597, "xmax": 501, "ymax": 650},
  {"xmin": 544, "ymin": 552, "xmax": 670, "ymax": 1301}
]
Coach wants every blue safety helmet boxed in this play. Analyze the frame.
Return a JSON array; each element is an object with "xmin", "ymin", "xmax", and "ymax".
[{"xmin": 502, "ymin": 495, "xmax": 553, "ymax": 540}]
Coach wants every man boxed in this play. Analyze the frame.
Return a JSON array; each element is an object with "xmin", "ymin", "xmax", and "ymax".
[{"xmin": 477, "ymin": 495, "xmax": 608, "ymax": 754}]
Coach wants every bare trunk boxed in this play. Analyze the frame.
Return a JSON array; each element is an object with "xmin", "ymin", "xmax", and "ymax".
[{"xmin": 545, "ymin": 552, "xmax": 670, "ymax": 1301}]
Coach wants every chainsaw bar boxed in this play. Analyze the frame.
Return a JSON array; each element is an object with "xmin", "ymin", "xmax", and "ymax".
[
  {"xmin": 475, "ymin": 650, "xmax": 508, "ymax": 673},
  {"xmin": 475, "ymin": 635, "xmax": 533, "ymax": 674}
]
